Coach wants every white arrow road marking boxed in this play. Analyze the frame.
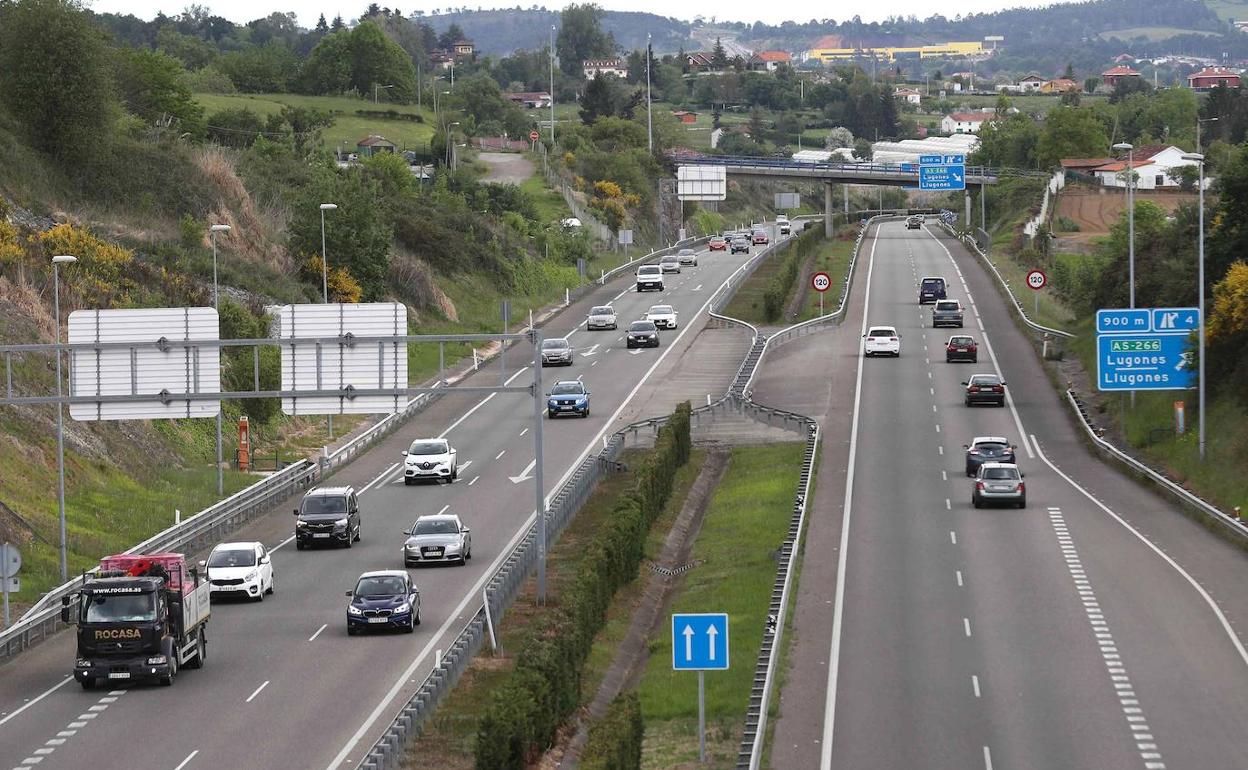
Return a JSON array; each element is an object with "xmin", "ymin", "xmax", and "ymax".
[
  {"xmin": 509, "ymin": 459, "xmax": 536, "ymax": 484},
  {"xmin": 683, "ymin": 624, "xmax": 695, "ymax": 661},
  {"xmin": 707, "ymin": 624, "xmax": 719, "ymax": 661},
  {"xmin": 692, "ymin": 284, "xmax": 703, "ymax": 291},
  {"xmin": 582, "ymin": 344, "xmax": 600, "ymax": 356},
  {"xmin": 630, "ymin": 349, "xmax": 643, "ymax": 356},
  {"xmin": 459, "ymin": 460, "xmax": 472, "ymax": 472}
]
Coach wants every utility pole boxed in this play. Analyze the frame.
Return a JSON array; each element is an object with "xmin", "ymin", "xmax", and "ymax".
[
  {"xmin": 646, "ymin": 33, "xmax": 653, "ymax": 154},
  {"xmin": 210, "ymin": 224, "xmax": 231, "ymax": 495},
  {"xmin": 550, "ymin": 25, "xmax": 557, "ymax": 147},
  {"xmin": 52, "ymin": 254, "xmax": 77, "ymax": 582}
]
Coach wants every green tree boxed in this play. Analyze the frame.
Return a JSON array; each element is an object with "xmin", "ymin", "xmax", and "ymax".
[
  {"xmin": 349, "ymin": 21, "xmax": 417, "ymax": 102},
  {"xmin": 114, "ymin": 47, "xmax": 206, "ymax": 138},
  {"xmin": 290, "ymin": 168, "xmax": 394, "ymax": 300},
  {"xmin": 1063, "ymin": 61, "xmax": 1075, "ymax": 80},
  {"xmin": 301, "ymin": 31, "xmax": 353, "ymax": 94},
  {"xmin": 852, "ymin": 137, "xmax": 873, "ymax": 160},
  {"xmin": 973, "ymin": 113, "xmax": 1040, "ymax": 168},
  {"xmin": 1035, "ymin": 106, "xmax": 1108, "ymax": 169},
  {"xmin": 1209, "ymin": 143, "xmax": 1248, "ymax": 288},
  {"xmin": 0, "ymin": 0, "xmax": 116, "ymax": 164},
  {"xmin": 206, "ymin": 108, "xmax": 265, "ymax": 148},
  {"xmin": 219, "ymin": 42, "xmax": 300, "ymax": 92},
  {"xmin": 556, "ymin": 3, "xmax": 614, "ymax": 77},
  {"xmin": 579, "ymin": 73, "xmax": 617, "ymax": 124},
  {"xmin": 1084, "ymin": 76, "xmax": 1101, "ymax": 94},
  {"xmin": 747, "ymin": 108, "xmax": 767, "ymax": 145},
  {"xmin": 711, "ymin": 37, "xmax": 728, "ymax": 70}
]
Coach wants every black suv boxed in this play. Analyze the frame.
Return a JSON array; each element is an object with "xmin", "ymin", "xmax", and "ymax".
[{"xmin": 295, "ymin": 486, "xmax": 362, "ymax": 549}]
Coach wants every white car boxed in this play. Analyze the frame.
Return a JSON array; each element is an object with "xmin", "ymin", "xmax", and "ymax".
[
  {"xmin": 403, "ymin": 514, "xmax": 472, "ymax": 566},
  {"xmin": 645, "ymin": 305, "xmax": 678, "ymax": 329},
  {"xmin": 863, "ymin": 325, "xmax": 900, "ymax": 357},
  {"xmin": 586, "ymin": 305, "xmax": 617, "ymax": 330},
  {"xmin": 636, "ymin": 264, "xmax": 665, "ymax": 292},
  {"xmin": 402, "ymin": 438, "xmax": 458, "ymax": 485},
  {"xmin": 203, "ymin": 542, "xmax": 273, "ymax": 601},
  {"xmin": 659, "ymin": 255, "xmax": 682, "ymax": 273},
  {"xmin": 676, "ymin": 248, "xmax": 699, "ymax": 267}
]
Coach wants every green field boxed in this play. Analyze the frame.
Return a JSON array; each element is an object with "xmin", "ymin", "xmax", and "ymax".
[
  {"xmin": 1099, "ymin": 26, "xmax": 1220, "ymax": 41},
  {"xmin": 194, "ymin": 92, "xmax": 436, "ymax": 152},
  {"xmin": 1203, "ymin": 0, "xmax": 1248, "ymax": 22},
  {"xmin": 637, "ymin": 443, "xmax": 805, "ymax": 768}
]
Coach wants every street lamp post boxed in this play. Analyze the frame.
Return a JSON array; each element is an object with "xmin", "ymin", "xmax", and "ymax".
[
  {"xmin": 550, "ymin": 25, "xmax": 556, "ymax": 147},
  {"xmin": 319, "ymin": 203, "xmax": 337, "ymax": 439},
  {"xmin": 52, "ymin": 254, "xmax": 77, "ymax": 582},
  {"xmin": 646, "ymin": 33, "xmax": 653, "ymax": 154},
  {"xmin": 1197, "ymin": 116, "xmax": 1218, "ymax": 154},
  {"xmin": 210, "ymin": 224, "xmax": 231, "ymax": 495},
  {"xmin": 374, "ymin": 83, "xmax": 395, "ymax": 104},
  {"xmin": 1113, "ymin": 141, "xmax": 1135, "ymax": 408},
  {"xmin": 1183, "ymin": 152, "xmax": 1208, "ymax": 459}
]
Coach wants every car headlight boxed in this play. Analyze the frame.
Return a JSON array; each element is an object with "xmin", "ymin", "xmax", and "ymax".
[
  {"xmin": 405, "ymin": 542, "xmax": 419, "ymax": 551},
  {"xmin": 296, "ymin": 519, "xmax": 307, "ymax": 527},
  {"xmin": 77, "ymin": 658, "xmax": 91, "ymax": 667},
  {"xmin": 347, "ymin": 605, "xmax": 363, "ymax": 616},
  {"xmin": 548, "ymin": 399, "xmax": 558, "ymax": 407},
  {"xmin": 147, "ymin": 655, "xmax": 167, "ymax": 665},
  {"xmin": 445, "ymin": 543, "xmax": 461, "ymax": 553},
  {"xmin": 394, "ymin": 603, "xmax": 411, "ymax": 615},
  {"xmin": 244, "ymin": 570, "xmax": 257, "ymax": 582},
  {"xmin": 576, "ymin": 397, "xmax": 587, "ymax": 405},
  {"xmin": 334, "ymin": 518, "xmax": 348, "ymax": 529}
]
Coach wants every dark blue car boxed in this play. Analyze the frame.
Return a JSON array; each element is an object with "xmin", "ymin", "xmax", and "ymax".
[{"xmin": 346, "ymin": 570, "xmax": 420, "ymax": 635}]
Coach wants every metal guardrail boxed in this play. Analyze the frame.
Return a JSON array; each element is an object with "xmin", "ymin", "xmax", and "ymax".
[
  {"xmin": 678, "ymin": 155, "xmax": 1051, "ymax": 181},
  {"xmin": 938, "ymin": 222, "xmax": 1075, "ymax": 340},
  {"xmin": 597, "ymin": 236, "xmax": 711, "ymax": 286},
  {"xmin": 1064, "ymin": 390, "xmax": 1248, "ymax": 544},
  {"xmin": 0, "ymin": 385, "xmax": 450, "ymax": 662}
]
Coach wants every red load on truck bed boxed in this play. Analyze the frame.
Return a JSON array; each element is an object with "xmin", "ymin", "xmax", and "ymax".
[{"xmin": 99, "ymin": 553, "xmax": 191, "ymax": 592}]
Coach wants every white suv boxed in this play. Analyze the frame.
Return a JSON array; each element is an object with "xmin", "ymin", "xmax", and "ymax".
[
  {"xmin": 402, "ymin": 438, "xmax": 458, "ymax": 485},
  {"xmin": 636, "ymin": 264, "xmax": 665, "ymax": 292}
]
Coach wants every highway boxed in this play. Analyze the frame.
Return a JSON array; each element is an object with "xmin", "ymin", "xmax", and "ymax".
[
  {"xmin": 757, "ymin": 221, "xmax": 1248, "ymax": 769},
  {"xmin": 0, "ymin": 229, "xmax": 781, "ymax": 770}
]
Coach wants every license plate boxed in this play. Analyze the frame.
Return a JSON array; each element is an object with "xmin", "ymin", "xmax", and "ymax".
[
  {"xmin": 367, "ymin": 617, "xmax": 387, "ymax": 624},
  {"xmin": 313, "ymin": 533, "xmax": 331, "ymax": 539},
  {"xmin": 108, "ymin": 672, "xmax": 131, "ymax": 679},
  {"xmin": 560, "ymin": 406, "xmax": 574, "ymax": 411}
]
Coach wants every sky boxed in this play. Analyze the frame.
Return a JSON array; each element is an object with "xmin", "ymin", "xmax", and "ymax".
[{"xmin": 86, "ymin": 0, "xmax": 1060, "ymax": 31}]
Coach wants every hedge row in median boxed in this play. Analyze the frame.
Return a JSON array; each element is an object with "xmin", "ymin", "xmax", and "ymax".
[
  {"xmin": 474, "ymin": 403, "xmax": 693, "ymax": 770},
  {"xmin": 582, "ymin": 693, "xmax": 644, "ymax": 770},
  {"xmin": 762, "ymin": 226, "xmax": 823, "ymax": 322}
]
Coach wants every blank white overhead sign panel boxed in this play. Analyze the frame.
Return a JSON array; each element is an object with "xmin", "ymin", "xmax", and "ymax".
[
  {"xmin": 677, "ymin": 165, "xmax": 727, "ymax": 201},
  {"xmin": 279, "ymin": 302, "xmax": 408, "ymax": 416},
  {"xmin": 68, "ymin": 307, "xmax": 221, "ymax": 421}
]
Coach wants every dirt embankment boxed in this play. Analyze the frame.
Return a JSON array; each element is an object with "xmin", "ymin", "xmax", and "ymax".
[{"xmin": 1053, "ymin": 189, "xmax": 1199, "ymax": 252}]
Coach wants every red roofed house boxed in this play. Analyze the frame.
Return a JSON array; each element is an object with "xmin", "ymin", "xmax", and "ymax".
[
  {"xmin": 1102, "ymin": 65, "xmax": 1141, "ymax": 87},
  {"xmin": 356, "ymin": 135, "xmax": 396, "ymax": 157},
  {"xmin": 686, "ymin": 52, "xmax": 717, "ymax": 72},
  {"xmin": 940, "ymin": 111, "xmax": 994, "ymax": 134},
  {"xmin": 1041, "ymin": 78, "xmax": 1081, "ymax": 93},
  {"xmin": 749, "ymin": 51, "xmax": 792, "ymax": 71},
  {"xmin": 1091, "ymin": 145, "xmax": 1204, "ymax": 189},
  {"xmin": 672, "ymin": 110, "xmax": 699, "ymax": 124},
  {"xmin": 1188, "ymin": 66, "xmax": 1240, "ymax": 90}
]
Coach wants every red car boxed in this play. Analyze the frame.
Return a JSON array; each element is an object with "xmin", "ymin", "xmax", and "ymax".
[
  {"xmin": 751, "ymin": 228, "xmax": 769, "ymax": 245},
  {"xmin": 708, "ymin": 236, "xmax": 727, "ymax": 251},
  {"xmin": 945, "ymin": 335, "xmax": 978, "ymax": 363}
]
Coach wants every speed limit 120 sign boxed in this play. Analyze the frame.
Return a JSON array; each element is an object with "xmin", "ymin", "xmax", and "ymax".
[
  {"xmin": 1026, "ymin": 269, "xmax": 1047, "ymax": 290},
  {"xmin": 529, "ymin": 130, "xmax": 541, "ymax": 142},
  {"xmin": 811, "ymin": 272, "xmax": 832, "ymax": 293}
]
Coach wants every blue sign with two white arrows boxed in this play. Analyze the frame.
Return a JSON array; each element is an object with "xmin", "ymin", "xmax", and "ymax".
[{"xmin": 671, "ymin": 613, "xmax": 729, "ymax": 671}]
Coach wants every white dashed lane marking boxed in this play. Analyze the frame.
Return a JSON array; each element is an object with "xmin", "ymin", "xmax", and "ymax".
[{"xmin": 10, "ymin": 691, "xmax": 127, "ymax": 770}]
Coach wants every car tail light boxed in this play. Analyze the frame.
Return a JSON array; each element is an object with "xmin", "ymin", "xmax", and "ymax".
[
  {"xmin": 890, "ymin": 337, "xmax": 898, "ymax": 342},
  {"xmin": 1017, "ymin": 482, "xmax": 1025, "ymax": 492},
  {"xmin": 968, "ymin": 449, "xmax": 980, "ymax": 455},
  {"xmin": 866, "ymin": 337, "xmax": 875, "ymax": 342},
  {"xmin": 975, "ymin": 481, "xmax": 985, "ymax": 491}
]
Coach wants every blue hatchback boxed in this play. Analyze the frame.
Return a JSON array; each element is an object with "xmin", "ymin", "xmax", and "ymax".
[
  {"xmin": 346, "ymin": 570, "xmax": 420, "ymax": 635},
  {"xmin": 547, "ymin": 380, "xmax": 590, "ymax": 418}
]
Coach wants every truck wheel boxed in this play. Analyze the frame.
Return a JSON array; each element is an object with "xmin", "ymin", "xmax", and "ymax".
[
  {"xmin": 186, "ymin": 633, "xmax": 206, "ymax": 669},
  {"xmin": 354, "ymin": 523, "xmax": 362, "ymax": 543},
  {"xmin": 266, "ymin": 575, "xmax": 275, "ymax": 595},
  {"xmin": 160, "ymin": 655, "xmax": 177, "ymax": 686}
]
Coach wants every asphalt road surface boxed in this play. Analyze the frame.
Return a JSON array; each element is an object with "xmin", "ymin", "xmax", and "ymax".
[
  {"xmin": 757, "ymin": 220, "xmax": 1248, "ymax": 770},
  {"xmin": 0, "ymin": 228, "xmax": 785, "ymax": 770}
]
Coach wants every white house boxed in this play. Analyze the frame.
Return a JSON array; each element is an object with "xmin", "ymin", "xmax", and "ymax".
[
  {"xmin": 894, "ymin": 87, "xmax": 922, "ymax": 105},
  {"xmin": 1091, "ymin": 145, "xmax": 1208, "ymax": 189},
  {"xmin": 941, "ymin": 111, "xmax": 994, "ymax": 135},
  {"xmin": 582, "ymin": 58, "xmax": 628, "ymax": 79},
  {"xmin": 1017, "ymin": 73, "xmax": 1047, "ymax": 92}
]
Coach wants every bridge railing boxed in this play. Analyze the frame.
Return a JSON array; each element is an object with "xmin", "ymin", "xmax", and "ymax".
[{"xmin": 677, "ymin": 155, "xmax": 1049, "ymax": 180}]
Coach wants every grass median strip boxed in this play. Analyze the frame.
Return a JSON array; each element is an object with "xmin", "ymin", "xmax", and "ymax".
[{"xmin": 636, "ymin": 442, "xmax": 805, "ymax": 768}]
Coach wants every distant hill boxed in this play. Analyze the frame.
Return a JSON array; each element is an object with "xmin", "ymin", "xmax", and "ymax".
[{"xmin": 421, "ymin": 8, "xmax": 695, "ymax": 57}]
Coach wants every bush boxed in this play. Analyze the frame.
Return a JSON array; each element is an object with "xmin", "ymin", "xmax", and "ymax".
[
  {"xmin": 582, "ymin": 693, "xmax": 643, "ymax": 770},
  {"xmin": 762, "ymin": 226, "xmax": 822, "ymax": 322},
  {"xmin": 474, "ymin": 403, "xmax": 692, "ymax": 769}
]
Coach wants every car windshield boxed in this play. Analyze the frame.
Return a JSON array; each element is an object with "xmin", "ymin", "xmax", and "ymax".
[
  {"xmin": 551, "ymin": 382, "xmax": 583, "ymax": 395},
  {"xmin": 590, "ymin": 306, "xmax": 613, "ymax": 316},
  {"xmin": 867, "ymin": 328, "xmax": 894, "ymax": 337},
  {"xmin": 951, "ymin": 337, "xmax": 974, "ymax": 345},
  {"xmin": 630, "ymin": 321, "xmax": 656, "ymax": 332},
  {"xmin": 971, "ymin": 376, "xmax": 1001, "ymax": 386},
  {"xmin": 650, "ymin": 306, "xmax": 673, "ymax": 315},
  {"xmin": 208, "ymin": 549, "xmax": 256, "ymax": 568},
  {"xmin": 639, "ymin": 266, "xmax": 660, "ymax": 275},
  {"xmin": 355, "ymin": 576, "xmax": 407, "ymax": 597},
  {"xmin": 82, "ymin": 592, "xmax": 156, "ymax": 623},
  {"xmin": 976, "ymin": 442, "xmax": 1008, "ymax": 452},
  {"xmin": 413, "ymin": 519, "xmax": 459, "ymax": 535},
  {"xmin": 936, "ymin": 301, "xmax": 959, "ymax": 311},
  {"xmin": 408, "ymin": 441, "xmax": 446, "ymax": 455},
  {"xmin": 678, "ymin": 249, "xmax": 695, "ymax": 255},
  {"xmin": 302, "ymin": 495, "xmax": 347, "ymax": 515},
  {"xmin": 711, "ymin": 236, "xmax": 725, "ymax": 241},
  {"xmin": 541, "ymin": 339, "xmax": 569, "ymax": 350},
  {"xmin": 661, "ymin": 256, "xmax": 678, "ymax": 263},
  {"xmin": 922, "ymin": 279, "xmax": 944, "ymax": 289},
  {"xmin": 982, "ymin": 467, "xmax": 1019, "ymax": 480}
]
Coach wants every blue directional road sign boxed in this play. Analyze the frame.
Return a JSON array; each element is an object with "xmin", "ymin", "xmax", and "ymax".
[
  {"xmin": 919, "ymin": 154, "xmax": 966, "ymax": 165},
  {"xmin": 672, "ymin": 613, "xmax": 729, "ymax": 671},
  {"xmin": 919, "ymin": 164, "xmax": 966, "ymax": 191},
  {"xmin": 1152, "ymin": 307, "xmax": 1199, "ymax": 333},
  {"xmin": 1097, "ymin": 333, "xmax": 1195, "ymax": 391},
  {"xmin": 1096, "ymin": 308, "xmax": 1151, "ymax": 334}
]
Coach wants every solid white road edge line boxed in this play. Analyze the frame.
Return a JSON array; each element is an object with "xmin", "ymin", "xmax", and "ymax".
[
  {"xmin": 269, "ymin": 534, "xmax": 297, "ymax": 553},
  {"xmin": 921, "ymin": 226, "xmax": 1034, "ymax": 459},
  {"xmin": 327, "ymin": 242, "xmax": 751, "ymax": 770},
  {"xmin": 1030, "ymin": 433, "xmax": 1248, "ymax": 668},
  {"xmin": 819, "ymin": 223, "xmax": 879, "ymax": 770},
  {"xmin": 0, "ymin": 677, "xmax": 73, "ymax": 728}
]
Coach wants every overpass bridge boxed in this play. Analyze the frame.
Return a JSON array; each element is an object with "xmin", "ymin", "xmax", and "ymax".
[{"xmin": 678, "ymin": 156, "xmax": 1048, "ymax": 236}]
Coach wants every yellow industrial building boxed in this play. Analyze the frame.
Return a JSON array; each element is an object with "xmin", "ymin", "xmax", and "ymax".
[{"xmin": 805, "ymin": 37, "xmax": 987, "ymax": 63}]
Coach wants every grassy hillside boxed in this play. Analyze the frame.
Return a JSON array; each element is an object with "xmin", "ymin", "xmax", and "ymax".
[{"xmin": 194, "ymin": 92, "xmax": 437, "ymax": 153}]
